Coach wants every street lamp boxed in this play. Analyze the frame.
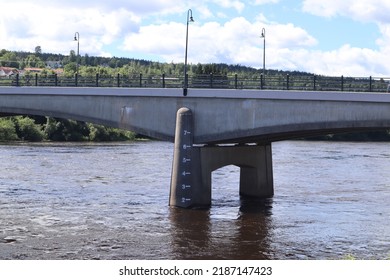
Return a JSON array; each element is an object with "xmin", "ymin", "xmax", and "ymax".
[
  {"xmin": 260, "ymin": 28, "xmax": 265, "ymax": 79},
  {"xmin": 183, "ymin": 9, "xmax": 194, "ymax": 96},
  {"xmin": 74, "ymin": 32, "xmax": 80, "ymax": 75}
]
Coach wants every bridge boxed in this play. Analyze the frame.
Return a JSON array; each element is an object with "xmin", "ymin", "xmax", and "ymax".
[{"xmin": 1, "ymin": 86, "xmax": 390, "ymax": 208}]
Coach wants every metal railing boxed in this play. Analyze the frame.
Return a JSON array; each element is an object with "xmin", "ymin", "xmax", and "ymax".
[{"xmin": 1, "ymin": 73, "xmax": 389, "ymax": 92}]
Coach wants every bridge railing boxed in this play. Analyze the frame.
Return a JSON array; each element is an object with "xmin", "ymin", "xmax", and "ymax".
[{"xmin": 1, "ymin": 73, "xmax": 389, "ymax": 92}]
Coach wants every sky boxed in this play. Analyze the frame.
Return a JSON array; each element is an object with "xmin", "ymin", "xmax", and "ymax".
[{"xmin": 1, "ymin": 0, "xmax": 390, "ymax": 76}]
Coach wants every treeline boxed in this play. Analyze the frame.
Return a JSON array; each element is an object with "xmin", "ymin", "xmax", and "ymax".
[
  {"xmin": 0, "ymin": 48, "xmax": 304, "ymax": 77},
  {"xmin": 0, "ymin": 116, "xmax": 137, "ymax": 142}
]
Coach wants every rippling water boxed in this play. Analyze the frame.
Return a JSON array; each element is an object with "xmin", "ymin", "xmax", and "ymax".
[{"xmin": 0, "ymin": 141, "xmax": 389, "ymax": 259}]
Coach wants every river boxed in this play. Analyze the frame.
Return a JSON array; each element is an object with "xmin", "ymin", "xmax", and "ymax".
[{"xmin": 0, "ymin": 140, "xmax": 389, "ymax": 260}]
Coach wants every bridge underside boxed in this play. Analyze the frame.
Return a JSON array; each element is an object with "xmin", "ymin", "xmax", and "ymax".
[{"xmin": 211, "ymin": 123, "xmax": 390, "ymax": 144}]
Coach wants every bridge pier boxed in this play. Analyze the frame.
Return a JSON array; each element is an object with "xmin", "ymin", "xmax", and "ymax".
[{"xmin": 169, "ymin": 107, "xmax": 274, "ymax": 208}]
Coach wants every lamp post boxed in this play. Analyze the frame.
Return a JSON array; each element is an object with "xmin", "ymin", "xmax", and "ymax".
[
  {"xmin": 74, "ymin": 32, "xmax": 80, "ymax": 76},
  {"xmin": 183, "ymin": 9, "xmax": 194, "ymax": 96},
  {"xmin": 260, "ymin": 28, "xmax": 265, "ymax": 79}
]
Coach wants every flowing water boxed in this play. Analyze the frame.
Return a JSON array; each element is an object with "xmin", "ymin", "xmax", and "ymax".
[{"xmin": 0, "ymin": 140, "xmax": 389, "ymax": 259}]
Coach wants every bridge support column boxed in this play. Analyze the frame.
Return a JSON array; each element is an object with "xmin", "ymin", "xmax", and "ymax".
[
  {"xmin": 169, "ymin": 107, "xmax": 274, "ymax": 209},
  {"xmin": 169, "ymin": 107, "xmax": 209, "ymax": 208}
]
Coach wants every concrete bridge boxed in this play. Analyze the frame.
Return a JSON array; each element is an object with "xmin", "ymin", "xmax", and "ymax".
[{"xmin": 1, "ymin": 86, "xmax": 390, "ymax": 208}]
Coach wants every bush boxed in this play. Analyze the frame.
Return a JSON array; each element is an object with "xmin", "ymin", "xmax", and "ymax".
[
  {"xmin": 88, "ymin": 124, "xmax": 136, "ymax": 141},
  {"xmin": 0, "ymin": 116, "xmax": 136, "ymax": 142},
  {"xmin": 0, "ymin": 118, "xmax": 19, "ymax": 141},
  {"xmin": 13, "ymin": 116, "xmax": 45, "ymax": 141},
  {"xmin": 45, "ymin": 118, "xmax": 90, "ymax": 141}
]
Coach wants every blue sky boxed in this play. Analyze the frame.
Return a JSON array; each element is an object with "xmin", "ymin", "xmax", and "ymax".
[{"xmin": 1, "ymin": 0, "xmax": 389, "ymax": 76}]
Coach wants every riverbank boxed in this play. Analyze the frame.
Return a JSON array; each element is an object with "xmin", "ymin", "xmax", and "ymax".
[{"xmin": 0, "ymin": 116, "xmax": 137, "ymax": 142}]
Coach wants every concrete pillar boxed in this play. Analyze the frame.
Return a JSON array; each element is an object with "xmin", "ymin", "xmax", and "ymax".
[
  {"xmin": 238, "ymin": 144, "xmax": 274, "ymax": 198},
  {"xmin": 169, "ymin": 107, "xmax": 274, "ymax": 209},
  {"xmin": 169, "ymin": 108, "xmax": 210, "ymax": 208},
  {"xmin": 200, "ymin": 144, "xmax": 274, "ymax": 199}
]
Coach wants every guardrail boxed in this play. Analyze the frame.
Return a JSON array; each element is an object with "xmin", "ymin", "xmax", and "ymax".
[{"xmin": 1, "ymin": 73, "xmax": 389, "ymax": 92}]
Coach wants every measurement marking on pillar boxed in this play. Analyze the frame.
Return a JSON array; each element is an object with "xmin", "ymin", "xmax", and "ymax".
[
  {"xmin": 181, "ymin": 184, "xmax": 191, "ymax": 190},
  {"xmin": 184, "ymin": 130, "xmax": 191, "ymax": 136},
  {"xmin": 182, "ymin": 144, "xmax": 192, "ymax": 150},
  {"xmin": 182, "ymin": 171, "xmax": 191, "ymax": 176},
  {"xmin": 182, "ymin": 157, "xmax": 191, "ymax": 163},
  {"xmin": 181, "ymin": 197, "xmax": 192, "ymax": 203}
]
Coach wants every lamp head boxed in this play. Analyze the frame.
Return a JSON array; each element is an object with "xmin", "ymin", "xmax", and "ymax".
[{"xmin": 187, "ymin": 9, "xmax": 194, "ymax": 22}]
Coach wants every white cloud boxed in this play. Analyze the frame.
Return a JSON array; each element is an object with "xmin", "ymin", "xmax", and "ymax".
[
  {"xmin": 1, "ymin": 0, "xmax": 390, "ymax": 76},
  {"xmin": 268, "ymin": 23, "xmax": 318, "ymax": 48},
  {"xmin": 0, "ymin": 1, "xmax": 141, "ymax": 56},
  {"xmin": 122, "ymin": 16, "xmax": 319, "ymax": 70},
  {"xmin": 122, "ymin": 22, "xmax": 184, "ymax": 60},
  {"xmin": 212, "ymin": 0, "xmax": 245, "ymax": 13},
  {"xmin": 300, "ymin": 0, "xmax": 390, "ymax": 76},
  {"xmin": 302, "ymin": 0, "xmax": 390, "ymax": 23}
]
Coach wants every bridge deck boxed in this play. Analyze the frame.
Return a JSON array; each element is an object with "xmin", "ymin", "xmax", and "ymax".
[{"xmin": 1, "ymin": 87, "xmax": 390, "ymax": 144}]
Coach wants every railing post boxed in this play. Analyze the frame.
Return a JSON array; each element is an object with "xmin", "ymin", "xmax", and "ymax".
[
  {"xmin": 15, "ymin": 73, "xmax": 19, "ymax": 87},
  {"xmin": 234, "ymin": 73, "xmax": 238, "ymax": 89},
  {"xmin": 35, "ymin": 73, "xmax": 38, "ymax": 86},
  {"xmin": 286, "ymin": 74, "xmax": 290, "ymax": 90},
  {"xmin": 369, "ymin": 76, "xmax": 372, "ymax": 92},
  {"xmin": 313, "ymin": 74, "xmax": 316, "ymax": 90},
  {"xmin": 117, "ymin": 73, "xmax": 120, "ymax": 87},
  {"xmin": 260, "ymin": 74, "xmax": 264, "ymax": 89},
  {"xmin": 75, "ymin": 73, "xmax": 78, "ymax": 87},
  {"xmin": 210, "ymin": 73, "xmax": 213, "ymax": 88},
  {"xmin": 54, "ymin": 73, "xmax": 58, "ymax": 86},
  {"xmin": 162, "ymin": 73, "xmax": 166, "ymax": 88},
  {"xmin": 341, "ymin": 75, "xmax": 344, "ymax": 91},
  {"xmin": 96, "ymin": 73, "xmax": 99, "ymax": 87},
  {"xmin": 139, "ymin": 73, "xmax": 142, "ymax": 87}
]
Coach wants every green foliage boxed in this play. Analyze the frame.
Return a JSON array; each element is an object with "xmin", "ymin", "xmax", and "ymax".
[
  {"xmin": 11, "ymin": 116, "xmax": 44, "ymax": 141},
  {"xmin": 0, "ymin": 118, "xmax": 19, "ymax": 141},
  {"xmin": 0, "ymin": 51, "xmax": 19, "ymax": 68},
  {"xmin": 0, "ymin": 49, "xmax": 270, "ymax": 78},
  {"xmin": 64, "ymin": 62, "xmax": 77, "ymax": 75},
  {"xmin": 23, "ymin": 54, "xmax": 45, "ymax": 68},
  {"xmin": 0, "ymin": 116, "xmax": 137, "ymax": 142},
  {"xmin": 35, "ymin": 46, "xmax": 42, "ymax": 56},
  {"xmin": 45, "ymin": 118, "xmax": 90, "ymax": 141},
  {"xmin": 88, "ymin": 124, "xmax": 136, "ymax": 141}
]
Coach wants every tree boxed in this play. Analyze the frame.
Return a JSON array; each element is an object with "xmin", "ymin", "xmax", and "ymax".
[
  {"xmin": 69, "ymin": 50, "xmax": 77, "ymax": 63},
  {"xmin": 24, "ymin": 54, "xmax": 45, "ymax": 68},
  {"xmin": 64, "ymin": 62, "xmax": 77, "ymax": 75},
  {"xmin": 0, "ymin": 51, "xmax": 19, "ymax": 68},
  {"xmin": 0, "ymin": 118, "xmax": 19, "ymax": 141},
  {"xmin": 35, "ymin": 46, "xmax": 42, "ymax": 56},
  {"xmin": 13, "ymin": 117, "xmax": 44, "ymax": 141}
]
